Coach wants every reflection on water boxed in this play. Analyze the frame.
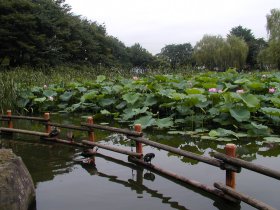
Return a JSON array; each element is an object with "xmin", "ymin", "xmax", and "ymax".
[{"xmin": 1, "ymin": 114, "xmax": 280, "ymax": 210}]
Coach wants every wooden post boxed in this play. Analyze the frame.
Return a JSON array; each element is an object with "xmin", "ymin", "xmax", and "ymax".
[
  {"xmin": 225, "ymin": 143, "xmax": 237, "ymax": 189},
  {"xmin": 87, "ymin": 117, "xmax": 94, "ymax": 142},
  {"xmin": 44, "ymin": 113, "xmax": 51, "ymax": 133},
  {"xmin": 134, "ymin": 124, "xmax": 143, "ymax": 157},
  {"xmin": 7, "ymin": 110, "xmax": 13, "ymax": 128}
]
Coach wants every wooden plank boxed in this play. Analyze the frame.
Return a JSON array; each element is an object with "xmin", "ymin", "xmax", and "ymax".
[
  {"xmin": 214, "ymin": 182, "xmax": 276, "ymax": 210},
  {"xmin": 81, "ymin": 123, "xmax": 143, "ymax": 137},
  {"xmin": 0, "ymin": 127, "xmax": 49, "ymax": 137},
  {"xmin": 128, "ymin": 156, "xmax": 239, "ymax": 203},
  {"xmin": 82, "ymin": 140, "xmax": 142, "ymax": 157},
  {"xmin": 214, "ymin": 152, "xmax": 280, "ymax": 180},
  {"xmin": 1, "ymin": 115, "xmax": 47, "ymax": 122},
  {"xmin": 129, "ymin": 136, "xmax": 222, "ymax": 168}
]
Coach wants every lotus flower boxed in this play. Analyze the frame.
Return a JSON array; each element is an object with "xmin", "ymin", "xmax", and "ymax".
[
  {"xmin": 236, "ymin": 89, "xmax": 244, "ymax": 94},
  {"xmin": 48, "ymin": 96, "xmax": 54, "ymax": 101},
  {"xmin": 269, "ymin": 88, "xmax": 276, "ymax": 93},
  {"xmin": 208, "ymin": 88, "xmax": 218, "ymax": 93},
  {"xmin": 133, "ymin": 76, "xmax": 139, "ymax": 80},
  {"xmin": 43, "ymin": 85, "xmax": 48, "ymax": 89}
]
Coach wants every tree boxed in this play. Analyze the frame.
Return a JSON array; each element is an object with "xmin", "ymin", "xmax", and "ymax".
[
  {"xmin": 128, "ymin": 43, "xmax": 154, "ymax": 68},
  {"xmin": 158, "ymin": 43, "xmax": 193, "ymax": 69},
  {"xmin": 265, "ymin": 9, "xmax": 280, "ymax": 69},
  {"xmin": 193, "ymin": 35, "xmax": 248, "ymax": 70},
  {"xmin": 229, "ymin": 25, "xmax": 265, "ymax": 68}
]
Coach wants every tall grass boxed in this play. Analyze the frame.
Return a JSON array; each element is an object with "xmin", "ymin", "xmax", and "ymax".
[{"xmin": 0, "ymin": 65, "xmax": 195, "ymax": 113}]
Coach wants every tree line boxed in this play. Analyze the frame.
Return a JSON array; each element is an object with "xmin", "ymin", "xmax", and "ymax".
[{"xmin": 0, "ymin": 0, "xmax": 279, "ymax": 70}]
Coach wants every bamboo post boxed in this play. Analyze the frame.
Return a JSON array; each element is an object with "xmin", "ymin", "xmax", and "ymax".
[
  {"xmin": 87, "ymin": 117, "xmax": 94, "ymax": 142},
  {"xmin": 225, "ymin": 144, "xmax": 237, "ymax": 189},
  {"xmin": 7, "ymin": 110, "xmax": 13, "ymax": 128},
  {"xmin": 44, "ymin": 113, "xmax": 51, "ymax": 133},
  {"xmin": 134, "ymin": 124, "xmax": 143, "ymax": 157}
]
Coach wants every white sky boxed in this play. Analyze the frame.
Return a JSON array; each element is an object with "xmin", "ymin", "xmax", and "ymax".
[{"xmin": 65, "ymin": 0, "xmax": 279, "ymax": 55}]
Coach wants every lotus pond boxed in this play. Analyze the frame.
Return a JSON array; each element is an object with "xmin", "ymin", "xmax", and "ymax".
[
  {"xmin": 17, "ymin": 69, "xmax": 280, "ymax": 143},
  {"xmin": 0, "ymin": 113, "xmax": 280, "ymax": 210}
]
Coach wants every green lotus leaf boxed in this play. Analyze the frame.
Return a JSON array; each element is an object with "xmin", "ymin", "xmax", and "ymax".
[
  {"xmin": 43, "ymin": 89, "xmax": 57, "ymax": 97},
  {"xmin": 96, "ymin": 75, "xmax": 106, "ymax": 83},
  {"xmin": 234, "ymin": 78, "xmax": 250, "ymax": 84},
  {"xmin": 112, "ymin": 85, "xmax": 123, "ymax": 93},
  {"xmin": 100, "ymin": 109, "xmax": 111, "ymax": 115},
  {"xmin": 20, "ymin": 90, "xmax": 35, "ymax": 99},
  {"xmin": 155, "ymin": 117, "xmax": 174, "ymax": 129},
  {"xmin": 98, "ymin": 98, "xmax": 116, "ymax": 107},
  {"xmin": 186, "ymin": 88, "xmax": 205, "ymax": 94},
  {"xmin": 77, "ymin": 87, "xmax": 87, "ymax": 93},
  {"xmin": 171, "ymin": 92, "xmax": 187, "ymax": 100},
  {"xmin": 209, "ymin": 128, "xmax": 239, "ymax": 138},
  {"xmin": 271, "ymin": 98, "xmax": 280, "ymax": 108},
  {"xmin": 59, "ymin": 91, "xmax": 74, "ymax": 102},
  {"xmin": 17, "ymin": 98, "xmax": 30, "ymax": 108},
  {"xmin": 34, "ymin": 97, "xmax": 46, "ymax": 103},
  {"xmin": 261, "ymin": 107, "xmax": 280, "ymax": 117},
  {"xmin": 229, "ymin": 107, "xmax": 250, "ymax": 122},
  {"xmin": 263, "ymin": 137, "xmax": 280, "ymax": 143},
  {"xmin": 116, "ymin": 101, "xmax": 127, "ymax": 109},
  {"xmin": 122, "ymin": 93, "xmax": 141, "ymax": 104},
  {"xmin": 158, "ymin": 89, "xmax": 176, "ymax": 98},
  {"xmin": 240, "ymin": 94, "xmax": 260, "ymax": 108},
  {"xmin": 31, "ymin": 87, "xmax": 42, "ymax": 93},
  {"xmin": 133, "ymin": 115, "xmax": 156, "ymax": 129},
  {"xmin": 80, "ymin": 90, "xmax": 98, "ymax": 102},
  {"xmin": 143, "ymin": 94, "xmax": 157, "ymax": 107},
  {"xmin": 247, "ymin": 82, "xmax": 265, "ymax": 91}
]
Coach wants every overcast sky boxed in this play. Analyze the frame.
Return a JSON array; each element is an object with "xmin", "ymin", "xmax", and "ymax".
[{"xmin": 65, "ymin": 0, "xmax": 279, "ymax": 55}]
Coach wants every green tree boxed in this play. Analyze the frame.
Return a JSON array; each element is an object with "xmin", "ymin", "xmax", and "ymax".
[
  {"xmin": 128, "ymin": 43, "xmax": 154, "ymax": 68},
  {"xmin": 193, "ymin": 35, "xmax": 248, "ymax": 70},
  {"xmin": 265, "ymin": 8, "xmax": 280, "ymax": 69},
  {"xmin": 229, "ymin": 25, "xmax": 265, "ymax": 68},
  {"xmin": 158, "ymin": 43, "xmax": 193, "ymax": 69}
]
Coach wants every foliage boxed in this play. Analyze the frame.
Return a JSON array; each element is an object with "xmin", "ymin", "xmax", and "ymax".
[
  {"xmin": 193, "ymin": 35, "xmax": 248, "ymax": 70},
  {"xmin": 0, "ymin": 0, "xmax": 149, "ymax": 68},
  {"xmin": 266, "ymin": 9, "xmax": 280, "ymax": 69},
  {"xmin": 14, "ymin": 68, "xmax": 280, "ymax": 136},
  {"xmin": 228, "ymin": 25, "xmax": 267, "ymax": 69},
  {"xmin": 157, "ymin": 43, "xmax": 193, "ymax": 69}
]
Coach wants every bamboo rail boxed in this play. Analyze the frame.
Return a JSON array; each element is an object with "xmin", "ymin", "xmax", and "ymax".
[
  {"xmin": 1, "ymin": 115, "xmax": 47, "ymax": 122},
  {"xmin": 214, "ymin": 152, "xmax": 280, "ymax": 180},
  {"xmin": 214, "ymin": 182, "xmax": 276, "ymax": 210},
  {"xmin": 128, "ymin": 156, "xmax": 239, "ymax": 203},
  {"xmin": 45, "ymin": 122, "xmax": 89, "ymax": 131},
  {"xmin": 0, "ymin": 127, "xmax": 49, "ymax": 137},
  {"xmin": 81, "ymin": 123, "xmax": 143, "ymax": 137},
  {"xmin": 43, "ymin": 137, "xmax": 86, "ymax": 148},
  {"xmin": 82, "ymin": 140, "xmax": 142, "ymax": 158},
  {"xmin": 128, "ymin": 136, "xmax": 241, "ymax": 171}
]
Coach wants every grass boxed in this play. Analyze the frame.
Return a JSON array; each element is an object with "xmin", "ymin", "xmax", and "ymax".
[{"xmin": 0, "ymin": 65, "xmax": 194, "ymax": 113}]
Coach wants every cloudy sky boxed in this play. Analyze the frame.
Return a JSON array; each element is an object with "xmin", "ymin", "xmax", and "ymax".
[{"xmin": 65, "ymin": 0, "xmax": 279, "ymax": 54}]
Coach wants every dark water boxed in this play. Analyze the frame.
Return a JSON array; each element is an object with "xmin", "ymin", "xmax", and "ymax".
[{"xmin": 1, "ymin": 114, "xmax": 280, "ymax": 210}]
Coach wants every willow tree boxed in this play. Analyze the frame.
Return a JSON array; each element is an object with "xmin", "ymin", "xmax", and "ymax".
[
  {"xmin": 193, "ymin": 35, "xmax": 248, "ymax": 70},
  {"xmin": 265, "ymin": 8, "xmax": 280, "ymax": 69}
]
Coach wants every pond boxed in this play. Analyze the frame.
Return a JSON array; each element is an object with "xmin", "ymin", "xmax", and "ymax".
[{"xmin": 1, "ymin": 114, "xmax": 280, "ymax": 210}]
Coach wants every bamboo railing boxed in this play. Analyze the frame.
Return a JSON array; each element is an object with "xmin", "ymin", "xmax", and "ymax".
[{"xmin": 0, "ymin": 110, "xmax": 279, "ymax": 210}]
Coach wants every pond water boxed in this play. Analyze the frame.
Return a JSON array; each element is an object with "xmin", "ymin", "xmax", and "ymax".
[{"xmin": 1, "ymin": 114, "xmax": 280, "ymax": 210}]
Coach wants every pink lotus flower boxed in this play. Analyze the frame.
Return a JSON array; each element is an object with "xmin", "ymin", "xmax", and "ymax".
[
  {"xmin": 43, "ymin": 85, "xmax": 48, "ymax": 89},
  {"xmin": 208, "ymin": 88, "xmax": 222, "ymax": 93},
  {"xmin": 269, "ymin": 88, "xmax": 276, "ymax": 93},
  {"xmin": 208, "ymin": 88, "xmax": 218, "ymax": 93},
  {"xmin": 48, "ymin": 96, "xmax": 54, "ymax": 101},
  {"xmin": 132, "ymin": 76, "xmax": 139, "ymax": 80},
  {"xmin": 236, "ymin": 89, "xmax": 244, "ymax": 94}
]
